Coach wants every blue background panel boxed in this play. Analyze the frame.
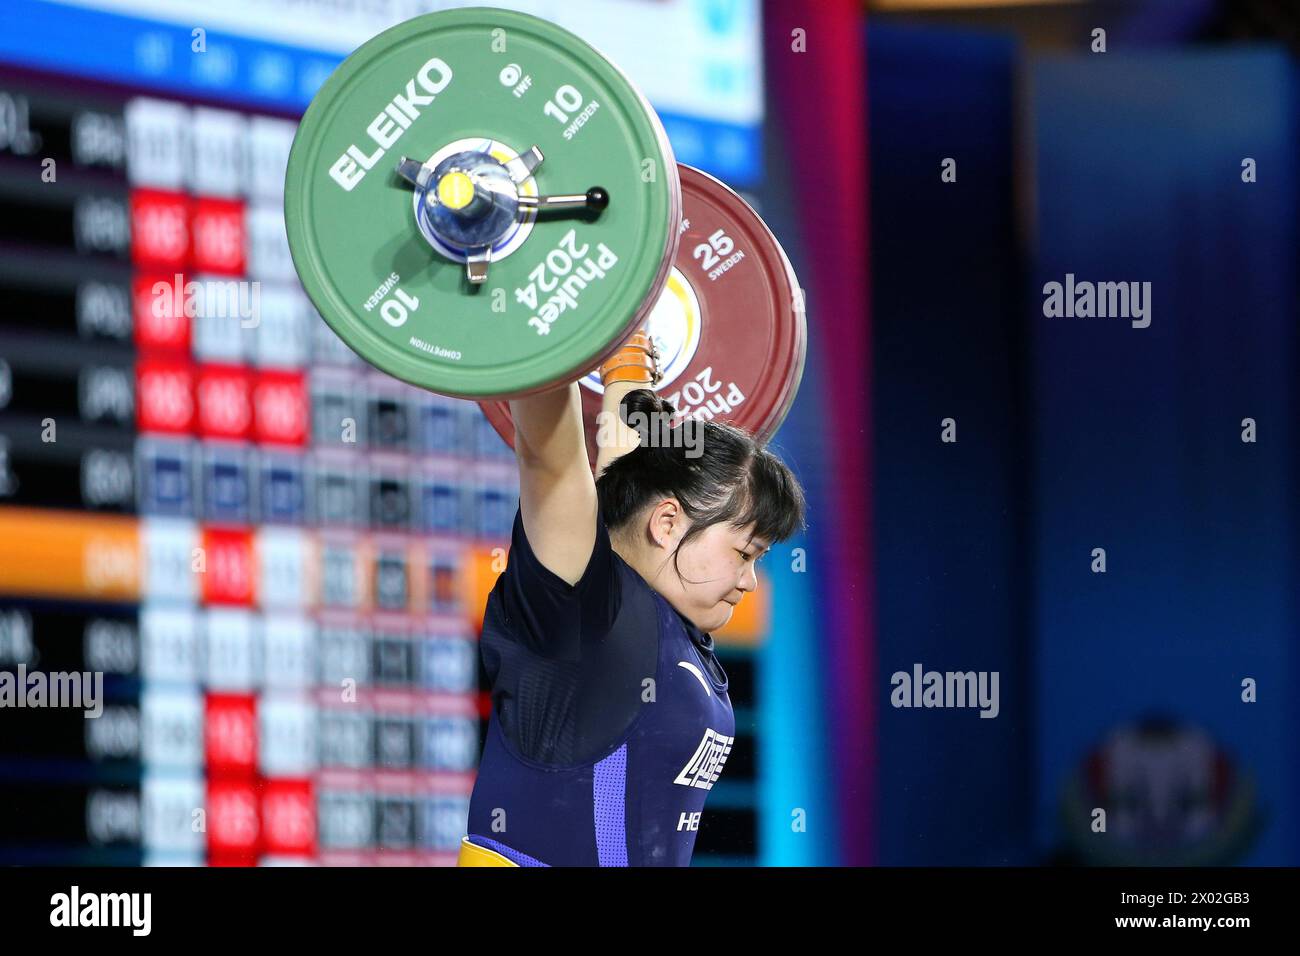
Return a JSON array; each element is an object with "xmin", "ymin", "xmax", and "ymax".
[{"xmin": 1031, "ymin": 51, "xmax": 1298, "ymax": 865}]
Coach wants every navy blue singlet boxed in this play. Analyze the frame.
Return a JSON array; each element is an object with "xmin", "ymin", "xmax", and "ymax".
[{"xmin": 465, "ymin": 503, "xmax": 735, "ymax": 866}]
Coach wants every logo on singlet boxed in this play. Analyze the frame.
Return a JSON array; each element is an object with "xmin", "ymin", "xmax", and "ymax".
[
  {"xmin": 673, "ymin": 728, "xmax": 734, "ymax": 790},
  {"xmin": 677, "ymin": 660, "xmax": 712, "ymax": 697}
]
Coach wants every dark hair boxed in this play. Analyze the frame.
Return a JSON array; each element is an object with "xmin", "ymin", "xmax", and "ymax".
[{"xmin": 596, "ymin": 389, "xmax": 807, "ymax": 582}]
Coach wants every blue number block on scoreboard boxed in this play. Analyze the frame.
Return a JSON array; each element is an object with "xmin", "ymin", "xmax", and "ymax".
[
  {"xmin": 136, "ymin": 438, "xmax": 196, "ymax": 517},
  {"xmin": 421, "ymin": 480, "xmax": 465, "ymax": 535},
  {"xmin": 200, "ymin": 442, "xmax": 253, "ymax": 524},
  {"xmin": 416, "ymin": 393, "xmax": 472, "ymax": 457},
  {"xmin": 417, "ymin": 460, "xmax": 467, "ymax": 535},
  {"xmin": 257, "ymin": 451, "xmax": 307, "ymax": 525},
  {"xmin": 474, "ymin": 486, "xmax": 514, "ymax": 540}
]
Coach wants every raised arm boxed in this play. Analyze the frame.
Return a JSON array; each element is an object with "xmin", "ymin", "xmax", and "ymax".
[
  {"xmin": 509, "ymin": 381, "xmax": 598, "ymax": 587},
  {"xmin": 594, "ymin": 326, "xmax": 659, "ymax": 476},
  {"xmin": 594, "ymin": 379, "xmax": 647, "ymax": 476}
]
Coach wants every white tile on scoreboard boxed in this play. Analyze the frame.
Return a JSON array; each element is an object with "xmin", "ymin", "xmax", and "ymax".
[
  {"xmin": 246, "ymin": 203, "xmax": 296, "ymax": 282},
  {"xmin": 192, "ymin": 107, "xmax": 248, "ymax": 198},
  {"xmin": 191, "ymin": 274, "xmax": 254, "ymax": 362},
  {"xmin": 258, "ymin": 691, "xmax": 317, "ymax": 775},
  {"xmin": 140, "ymin": 518, "xmax": 201, "ymax": 602},
  {"xmin": 257, "ymin": 526, "xmax": 313, "ymax": 609},
  {"xmin": 262, "ymin": 612, "xmax": 316, "ymax": 689},
  {"xmin": 140, "ymin": 688, "xmax": 204, "ymax": 769},
  {"xmin": 140, "ymin": 603, "xmax": 201, "ymax": 684},
  {"xmin": 253, "ymin": 283, "xmax": 309, "ymax": 368},
  {"xmin": 248, "ymin": 116, "xmax": 297, "ymax": 202},
  {"xmin": 143, "ymin": 852, "xmax": 205, "ymax": 866},
  {"xmin": 125, "ymin": 97, "xmax": 190, "ymax": 190},
  {"xmin": 202, "ymin": 607, "xmax": 261, "ymax": 691},
  {"xmin": 142, "ymin": 773, "xmax": 206, "ymax": 854}
]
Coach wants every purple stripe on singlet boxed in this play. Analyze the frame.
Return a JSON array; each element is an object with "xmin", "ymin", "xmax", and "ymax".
[
  {"xmin": 467, "ymin": 835, "xmax": 550, "ymax": 867},
  {"xmin": 593, "ymin": 743, "xmax": 629, "ymax": 866}
]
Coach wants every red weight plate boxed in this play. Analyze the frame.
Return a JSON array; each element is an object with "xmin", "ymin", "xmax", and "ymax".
[
  {"xmin": 766, "ymin": 238, "xmax": 808, "ymax": 438},
  {"xmin": 479, "ymin": 164, "xmax": 805, "ymax": 465}
]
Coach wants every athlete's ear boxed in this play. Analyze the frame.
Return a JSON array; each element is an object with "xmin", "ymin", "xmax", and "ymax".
[{"xmin": 648, "ymin": 498, "xmax": 683, "ymax": 549}]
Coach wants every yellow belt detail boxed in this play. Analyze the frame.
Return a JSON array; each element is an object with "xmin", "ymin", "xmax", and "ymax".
[{"xmin": 457, "ymin": 836, "xmax": 520, "ymax": 867}]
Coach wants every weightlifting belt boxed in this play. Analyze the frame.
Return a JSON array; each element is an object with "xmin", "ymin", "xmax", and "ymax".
[{"xmin": 456, "ymin": 835, "xmax": 520, "ymax": 867}]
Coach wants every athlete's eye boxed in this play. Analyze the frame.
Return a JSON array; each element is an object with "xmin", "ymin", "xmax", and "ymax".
[{"xmin": 737, "ymin": 549, "xmax": 753, "ymax": 561}]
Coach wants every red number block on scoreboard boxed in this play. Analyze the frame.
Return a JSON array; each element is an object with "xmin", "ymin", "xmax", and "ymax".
[
  {"xmin": 133, "ymin": 274, "xmax": 193, "ymax": 353},
  {"xmin": 136, "ymin": 357, "xmax": 195, "ymax": 434},
  {"xmin": 196, "ymin": 364, "xmax": 254, "ymax": 440},
  {"xmin": 201, "ymin": 527, "xmax": 256, "ymax": 605},
  {"xmin": 206, "ymin": 775, "xmax": 261, "ymax": 858},
  {"xmin": 192, "ymin": 197, "xmax": 247, "ymax": 275},
  {"xmin": 260, "ymin": 779, "xmax": 316, "ymax": 857},
  {"xmin": 130, "ymin": 189, "xmax": 191, "ymax": 269},
  {"xmin": 205, "ymin": 692, "xmax": 259, "ymax": 774},
  {"xmin": 253, "ymin": 371, "xmax": 308, "ymax": 446}
]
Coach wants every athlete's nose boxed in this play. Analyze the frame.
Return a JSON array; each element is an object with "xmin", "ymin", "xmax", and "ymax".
[{"xmin": 738, "ymin": 561, "xmax": 758, "ymax": 593}]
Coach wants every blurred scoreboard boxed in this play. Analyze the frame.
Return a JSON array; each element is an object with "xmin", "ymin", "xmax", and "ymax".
[
  {"xmin": 0, "ymin": 0, "xmax": 767, "ymax": 866},
  {"xmin": 0, "ymin": 69, "xmax": 520, "ymax": 865}
]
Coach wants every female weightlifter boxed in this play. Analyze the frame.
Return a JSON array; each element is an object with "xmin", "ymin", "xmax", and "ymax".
[{"xmin": 458, "ymin": 328, "xmax": 807, "ymax": 866}]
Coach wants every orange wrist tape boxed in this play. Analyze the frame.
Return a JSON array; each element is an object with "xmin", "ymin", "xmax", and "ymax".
[{"xmin": 598, "ymin": 329, "xmax": 662, "ymax": 387}]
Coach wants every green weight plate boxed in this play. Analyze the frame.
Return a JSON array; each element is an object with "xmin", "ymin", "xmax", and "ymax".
[{"xmin": 284, "ymin": 8, "xmax": 681, "ymax": 399}]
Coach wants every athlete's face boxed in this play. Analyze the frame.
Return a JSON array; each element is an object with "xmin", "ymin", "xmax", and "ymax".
[{"xmin": 640, "ymin": 499, "xmax": 769, "ymax": 632}]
